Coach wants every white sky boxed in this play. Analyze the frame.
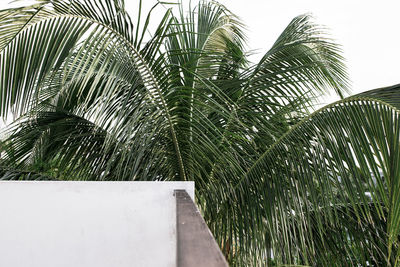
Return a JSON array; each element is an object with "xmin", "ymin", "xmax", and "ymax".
[{"xmin": 0, "ymin": 0, "xmax": 399, "ymax": 127}]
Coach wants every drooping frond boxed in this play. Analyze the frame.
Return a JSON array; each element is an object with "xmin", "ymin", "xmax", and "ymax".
[
  {"xmin": 210, "ymin": 84, "xmax": 400, "ymax": 265},
  {"xmin": 243, "ymin": 15, "xmax": 349, "ymax": 108}
]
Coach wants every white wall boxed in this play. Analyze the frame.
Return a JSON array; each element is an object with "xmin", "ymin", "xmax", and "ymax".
[{"xmin": 0, "ymin": 181, "xmax": 194, "ymax": 267}]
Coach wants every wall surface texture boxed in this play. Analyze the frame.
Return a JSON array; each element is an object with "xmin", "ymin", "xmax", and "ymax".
[{"xmin": 0, "ymin": 181, "xmax": 194, "ymax": 267}]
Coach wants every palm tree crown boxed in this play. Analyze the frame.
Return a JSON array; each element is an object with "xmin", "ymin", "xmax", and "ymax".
[{"xmin": 1, "ymin": 0, "xmax": 400, "ymax": 265}]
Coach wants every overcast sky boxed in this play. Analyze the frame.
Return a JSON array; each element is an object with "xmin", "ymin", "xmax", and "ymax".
[{"xmin": 0, "ymin": 0, "xmax": 399, "ymax": 126}]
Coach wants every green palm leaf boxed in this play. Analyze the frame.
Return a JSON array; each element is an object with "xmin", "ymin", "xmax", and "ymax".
[{"xmin": 215, "ymin": 84, "xmax": 400, "ymax": 265}]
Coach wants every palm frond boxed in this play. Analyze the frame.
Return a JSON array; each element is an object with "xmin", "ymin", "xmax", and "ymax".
[
  {"xmin": 243, "ymin": 15, "xmax": 349, "ymax": 108},
  {"xmin": 213, "ymin": 84, "xmax": 400, "ymax": 265}
]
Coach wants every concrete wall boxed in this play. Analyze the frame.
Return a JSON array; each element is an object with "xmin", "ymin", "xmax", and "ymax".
[{"xmin": 0, "ymin": 181, "xmax": 194, "ymax": 267}]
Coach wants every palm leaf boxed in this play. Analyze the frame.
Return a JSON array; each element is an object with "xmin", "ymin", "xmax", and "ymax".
[{"xmin": 214, "ymin": 84, "xmax": 400, "ymax": 265}]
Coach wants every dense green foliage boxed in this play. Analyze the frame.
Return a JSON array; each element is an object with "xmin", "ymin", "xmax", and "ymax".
[{"xmin": 1, "ymin": 0, "xmax": 400, "ymax": 265}]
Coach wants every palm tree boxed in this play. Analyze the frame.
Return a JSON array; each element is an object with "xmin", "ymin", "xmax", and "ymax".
[{"xmin": 1, "ymin": 0, "xmax": 399, "ymax": 265}]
